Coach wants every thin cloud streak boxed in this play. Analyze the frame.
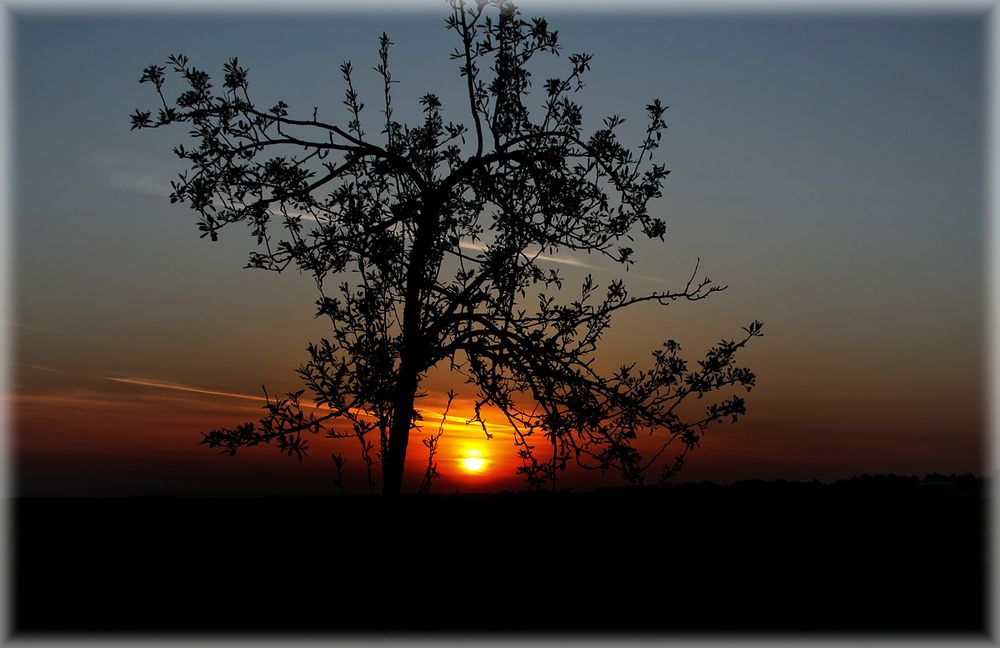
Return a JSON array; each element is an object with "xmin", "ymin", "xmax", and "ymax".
[
  {"xmin": 102, "ymin": 376, "xmax": 265, "ymax": 402},
  {"xmin": 459, "ymin": 240, "xmax": 675, "ymax": 286},
  {"xmin": 8, "ymin": 320, "xmax": 96, "ymax": 342},
  {"xmin": 459, "ymin": 239, "xmax": 599, "ymax": 270},
  {"xmin": 17, "ymin": 363, "xmax": 66, "ymax": 374},
  {"xmin": 95, "ymin": 150, "xmax": 321, "ymax": 220},
  {"xmin": 102, "ymin": 374, "xmax": 516, "ymax": 436},
  {"xmin": 93, "ymin": 151, "xmax": 177, "ymax": 198},
  {"xmin": 109, "ymin": 172, "xmax": 173, "ymax": 198}
]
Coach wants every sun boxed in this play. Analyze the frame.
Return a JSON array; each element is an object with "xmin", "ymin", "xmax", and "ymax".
[{"xmin": 461, "ymin": 456, "xmax": 486, "ymax": 473}]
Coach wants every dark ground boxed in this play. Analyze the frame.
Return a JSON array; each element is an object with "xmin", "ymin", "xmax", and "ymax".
[{"xmin": 12, "ymin": 475, "xmax": 987, "ymax": 636}]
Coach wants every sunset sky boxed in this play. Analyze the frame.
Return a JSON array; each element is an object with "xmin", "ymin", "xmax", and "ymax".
[{"xmin": 10, "ymin": 7, "xmax": 985, "ymax": 495}]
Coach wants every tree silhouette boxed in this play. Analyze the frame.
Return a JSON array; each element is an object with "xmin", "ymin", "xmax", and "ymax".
[{"xmin": 132, "ymin": 0, "xmax": 762, "ymax": 496}]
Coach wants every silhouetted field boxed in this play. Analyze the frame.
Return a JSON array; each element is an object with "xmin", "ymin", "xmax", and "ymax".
[{"xmin": 13, "ymin": 475, "xmax": 985, "ymax": 635}]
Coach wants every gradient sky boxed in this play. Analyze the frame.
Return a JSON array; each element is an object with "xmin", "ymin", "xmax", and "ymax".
[{"xmin": 10, "ymin": 7, "xmax": 986, "ymax": 495}]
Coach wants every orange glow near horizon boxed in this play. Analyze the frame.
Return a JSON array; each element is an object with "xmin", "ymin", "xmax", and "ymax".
[
  {"xmin": 11, "ymin": 372, "xmax": 985, "ymax": 495},
  {"xmin": 16, "ymin": 358, "xmax": 984, "ymax": 497}
]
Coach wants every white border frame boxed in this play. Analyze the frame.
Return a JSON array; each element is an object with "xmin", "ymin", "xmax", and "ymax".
[{"xmin": 0, "ymin": 1, "xmax": 995, "ymax": 646}]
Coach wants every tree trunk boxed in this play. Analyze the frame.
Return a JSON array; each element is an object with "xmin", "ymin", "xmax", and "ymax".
[
  {"xmin": 382, "ymin": 198, "xmax": 438, "ymax": 497},
  {"xmin": 382, "ymin": 359, "xmax": 419, "ymax": 497}
]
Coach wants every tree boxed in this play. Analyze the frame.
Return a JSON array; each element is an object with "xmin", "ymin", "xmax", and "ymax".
[{"xmin": 131, "ymin": 0, "xmax": 763, "ymax": 496}]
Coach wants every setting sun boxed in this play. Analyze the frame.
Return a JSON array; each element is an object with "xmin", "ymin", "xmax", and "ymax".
[{"xmin": 461, "ymin": 456, "xmax": 486, "ymax": 473}]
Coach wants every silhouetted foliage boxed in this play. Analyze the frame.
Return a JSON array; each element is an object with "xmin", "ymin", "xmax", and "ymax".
[{"xmin": 133, "ymin": 0, "xmax": 762, "ymax": 495}]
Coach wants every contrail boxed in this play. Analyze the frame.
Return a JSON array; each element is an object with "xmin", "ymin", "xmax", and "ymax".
[
  {"xmin": 102, "ymin": 376, "xmax": 264, "ymax": 402},
  {"xmin": 459, "ymin": 240, "xmax": 674, "ymax": 286},
  {"xmin": 102, "ymin": 374, "xmax": 515, "ymax": 435}
]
